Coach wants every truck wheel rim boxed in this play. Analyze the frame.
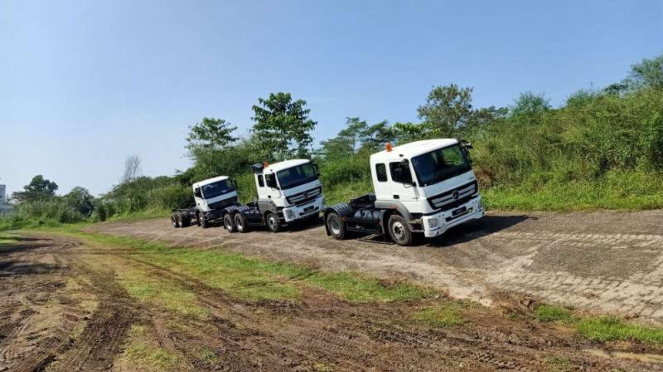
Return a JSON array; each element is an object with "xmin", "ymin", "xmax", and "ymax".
[
  {"xmin": 237, "ymin": 220, "xmax": 243, "ymax": 231},
  {"xmin": 330, "ymin": 217, "xmax": 341, "ymax": 235},
  {"xmin": 171, "ymin": 217, "xmax": 177, "ymax": 227},
  {"xmin": 268, "ymin": 216, "xmax": 278, "ymax": 230},
  {"xmin": 392, "ymin": 221, "xmax": 405, "ymax": 240},
  {"xmin": 224, "ymin": 217, "xmax": 231, "ymax": 229}
]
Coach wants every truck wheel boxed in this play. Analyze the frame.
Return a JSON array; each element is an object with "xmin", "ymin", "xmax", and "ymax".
[
  {"xmin": 180, "ymin": 212, "xmax": 190, "ymax": 227},
  {"xmin": 175, "ymin": 212, "xmax": 184, "ymax": 228},
  {"xmin": 265, "ymin": 212, "xmax": 281, "ymax": 233},
  {"xmin": 326, "ymin": 212, "xmax": 346, "ymax": 240},
  {"xmin": 197, "ymin": 212, "xmax": 209, "ymax": 228},
  {"xmin": 388, "ymin": 214, "xmax": 413, "ymax": 246},
  {"xmin": 223, "ymin": 213, "xmax": 236, "ymax": 233},
  {"xmin": 234, "ymin": 213, "xmax": 248, "ymax": 233},
  {"xmin": 171, "ymin": 213, "xmax": 180, "ymax": 228}
]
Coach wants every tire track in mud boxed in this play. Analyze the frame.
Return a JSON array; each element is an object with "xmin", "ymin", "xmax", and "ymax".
[
  {"xmin": 0, "ymin": 235, "xmax": 138, "ymax": 372},
  {"xmin": 117, "ymin": 254, "xmax": 583, "ymax": 372}
]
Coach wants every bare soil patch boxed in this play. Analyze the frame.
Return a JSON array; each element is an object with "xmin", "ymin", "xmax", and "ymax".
[{"xmin": 1, "ymin": 232, "xmax": 662, "ymax": 371}]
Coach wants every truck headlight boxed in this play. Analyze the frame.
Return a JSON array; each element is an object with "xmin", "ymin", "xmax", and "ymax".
[
  {"xmin": 285, "ymin": 209, "xmax": 295, "ymax": 219},
  {"xmin": 427, "ymin": 218, "xmax": 440, "ymax": 229}
]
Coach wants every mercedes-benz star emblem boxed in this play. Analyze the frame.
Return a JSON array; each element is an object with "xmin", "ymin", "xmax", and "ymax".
[{"xmin": 452, "ymin": 190, "xmax": 460, "ymax": 200}]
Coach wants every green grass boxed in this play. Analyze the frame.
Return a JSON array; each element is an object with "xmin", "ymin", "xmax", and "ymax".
[
  {"xmin": 119, "ymin": 269, "xmax": 210, "ymax": 319},
  {"xmin": 483, "ymin": 171, "xmax": 663, "ymax": 211},
  {"xmin": 411, "ymin": 303, "xmax": 465, "ymax": 327},
  {"xmin": 543, "ymin": 355, "xmax": 574, "ymax": 372},
  {"xmin": 534, "ymin": 303, "xmax": 663, "ymax": 345},
  {"xmin": 58, "ymin": 231, "xmax": 434, "ymax": 304},
  {"xmin": 535, "ymin": 304, "xmax": 575, "ymax": 323},
  {"xmin": 576, "ymin": 317, "xmax": 663, "ymax": 343}
]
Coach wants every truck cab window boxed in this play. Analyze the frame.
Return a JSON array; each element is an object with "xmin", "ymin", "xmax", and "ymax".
[
  {"xmin": 375, "ymin": 163, "xmax": 387, "ymax": 182},
  {"xmin": 265, "ymin": 174, "xmax": 277, "ymax": 189},
  {"xmin": 389, "ymin": 162, "xmax": 413, "ymax": 184},
  {"xmin": 194, "ymin": 187, "xmax": 202, "ymax": 198},
  {"xmin": 257, "ymin": 175, "xmax": 264, "ymax": 187}
]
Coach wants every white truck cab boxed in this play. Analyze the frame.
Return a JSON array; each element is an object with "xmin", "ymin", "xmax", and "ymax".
[
  {"xmin": 171, "ymin": 175, "xmax": 239, "ymax": 229},
  {"xmin": 370, "ymin": 139, "xmax": 484, "ymax": 238},
  {"xmin": 192, "ymin": 176, "xmax": 239, "ymax": 212},
  {"xmin": 252, "ymin": 159, "xmax": 325, "ymax": 224},
  {"xmin": 324, "ymin": 138, "xmax": 484, "ymax": 246}
]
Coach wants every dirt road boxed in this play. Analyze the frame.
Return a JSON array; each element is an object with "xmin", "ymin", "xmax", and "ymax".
[
  {"xmin": 2, "ymin": 232, "xmax": 662, "ymax": 371},
  {"xmin": 90, "ymin": 210, "xmax": 663, "ymax": 322}
]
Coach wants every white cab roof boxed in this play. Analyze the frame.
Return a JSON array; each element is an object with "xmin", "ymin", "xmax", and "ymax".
[
  {"xmin": 193, "ymin": 175, "xmax": 229, "ymax": 188},
  {"xmin": 371, "ymin": 139, "xmax": 459, "ymax": 162},
  {"xmin": 264, "ymin": 159, "xmax": 310, "ymax": 173}
]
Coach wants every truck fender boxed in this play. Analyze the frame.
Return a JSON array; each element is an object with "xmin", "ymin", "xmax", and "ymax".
[
  {"xmin": 323, "ymin": 203, "xmax": 352, "ymax": 236},
  {"xmin": 374, "ymin": 200, "xmax": 418, "ymax": 233},
  {"xmin": 257, "ymin": 199, "xmax": 279, "ymax": 216}
]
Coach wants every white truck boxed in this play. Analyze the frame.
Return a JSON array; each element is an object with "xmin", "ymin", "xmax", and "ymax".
[
  {"xmin": 171, "ymin": 176, "xmax": 240, "ymax": 228},
  {"xmin": 323, "ymin": 139, "xmax": 484, "ymax": 246}
]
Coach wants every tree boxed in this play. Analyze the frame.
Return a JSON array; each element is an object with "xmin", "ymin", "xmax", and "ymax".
[
  {"xmin": 11, "ymin": 175, "xmax": 58, "ymax": 202},
  {"xmin": 417, "ymin": 84, "xmax": 475, "ymax": 137},
  {"xmin": 65, "ymin": 186, "xmax": 94, "ymax": 216},
  {"xmin": 510, "ymin": 92, "xmax": 551, "ymax": 116},
  {"xmin": 122, "ymin": 155, "xmax": 142, "ymax": 183},
  {"xmin": 186, "ymin": 117, "xmax": 238, "ymax": 153},
  {"xmin": 251, "ymin": 92, "xmax": 317, "ymax": 160},
  {"xmin": 626, "ymin": 54, "xmax": 663, "ymax": 90}
]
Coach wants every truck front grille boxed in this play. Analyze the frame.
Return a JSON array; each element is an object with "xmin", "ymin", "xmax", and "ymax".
[
  {"xmin": 208, "ymin": 196, "xmax": 239, "ymax": 210},
  {"xmin": 286, "ymin": 187, "xmax": 322, "ymax": 206},
  {"xmin": 427, "ymin": 181, "xmax": 478, "ymax": 210}
]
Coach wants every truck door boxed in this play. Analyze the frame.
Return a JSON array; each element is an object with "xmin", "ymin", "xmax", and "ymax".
[{"xmin": 388, "ymin": 161, "xmax": 418, "ymax": 208}]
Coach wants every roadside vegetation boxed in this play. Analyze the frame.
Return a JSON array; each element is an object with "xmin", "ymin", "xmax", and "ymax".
[{"xmin": 2, "ymin": 54, "xmax": 663, "ymax": 229}]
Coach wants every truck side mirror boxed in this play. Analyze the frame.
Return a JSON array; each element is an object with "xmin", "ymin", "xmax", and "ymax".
[
  {"xmin": 231, "ymin": 179, "xmax": 238, "ymax": 189},
  {"xmin": 265, "ymin": 174, "xmax": 277, "ymax": 189},
  {"xmin": 194, "ymin": 187, "xmax": 202, "ymax": 198},
  {"xmin": 312, "ymin": 163, "xmax": 320, "ymax": 176}
]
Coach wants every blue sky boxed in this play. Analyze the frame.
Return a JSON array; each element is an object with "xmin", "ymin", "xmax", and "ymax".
[{"xmin": 1, "ymin": 0, "xmax": 661, "ymax": 196}]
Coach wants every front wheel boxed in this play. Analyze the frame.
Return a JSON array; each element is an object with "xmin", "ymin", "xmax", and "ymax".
[
  {"xmin": 388, "ymin": 214, "xmax": 413, "ymax": 246},
  {"xmin": 223, "ymin": 213, "xmax": 236, "ymax": 233},
  {"xmin": 326, "ymin": 212, "xmax": 346, "ymax": 240},
  {"xmin": 197, "ymin": 213, "xmax": 209, "ymax": 228},
  {"xmin": 265, "ymin": 212, "xmax": 281, "ymax": 233}
]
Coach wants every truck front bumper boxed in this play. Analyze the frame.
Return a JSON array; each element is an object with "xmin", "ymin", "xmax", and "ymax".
[
  {"xmin": 421, "ymin": 195, "xmax": 484, "ymax": 238},
  {"xmin": 282, "ymin": 197, "xmax": 325, "ymax": 222}
]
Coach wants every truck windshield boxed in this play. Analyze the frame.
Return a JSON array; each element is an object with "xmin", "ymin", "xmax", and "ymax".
[
  {"xmin": 277, "ymin": 163, "xmax": 318, "ymax": 190},
  {"xmin": 411, "ymin": 145, "xmax": 471, "ymax": 187},
  {"xmin": 201, "ymin": 179, "xmax": 235, "ymax": 199}
]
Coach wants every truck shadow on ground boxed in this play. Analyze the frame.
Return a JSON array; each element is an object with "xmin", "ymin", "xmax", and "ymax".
[
  {"xmin": 425, "ymin": 214, "xmax": 530, "ymax": 248},
  {"xmin": 0, "ymin": 260, "xmax": 62, "ymax": 276}
]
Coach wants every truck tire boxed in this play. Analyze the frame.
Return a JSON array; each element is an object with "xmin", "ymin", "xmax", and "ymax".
[
  {"xmin": 265, "ymin": 212, "xmax": 281, "ymax": 233},
  {"xmin": 196, "ymin": 212, "xmax": 209, "ymax": 229},
  {"xmin": 326, "ymin": 212, "xmax": 346, "ymax": 240},
  {"xmin": 180, "ymin": 212, "xmax": 190, "ymax": 227},
  {"xmin": 171, "ymin": 213, "xmax": 180, "ymax": 228},
  {"xmin": 223, "ymin": 213, "xmax": 236, "ymax": 233},
  {"xmin": 388, "ymin": 214, "xmax": 413, "ymax": 246},
  {"xmin": 234, "ymin": 213, "xmax": 248, "ymax": 233}
]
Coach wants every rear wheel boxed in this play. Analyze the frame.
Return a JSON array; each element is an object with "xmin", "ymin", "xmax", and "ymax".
[
  {"xmin": 388, "ymin": 214, "xmax": 413, "ymax": 246},
  {"xmin": 180, "ymin": 212, "xmax": 190, "ymax": 227},
  {"xmin": 223, "ymin": 213, "xmax": 236, "ymax": 233},
  {"xmin": 234, "ymin": 213, "xmax": 248, "ymax": 233},
  {"xmin": 175, "ymin": 212, "xmax": 184, "ymax": 228},
  {"xmin": 326, "ymin": 212, "xmax": 346, "ymax": 240},
  {"xmin": 265, "ymin": 212, "xmax": 281, "ymax": 233},
  {"xmin": 171, "ymin": 213, "xmax": 180, "ymax": 228}
]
